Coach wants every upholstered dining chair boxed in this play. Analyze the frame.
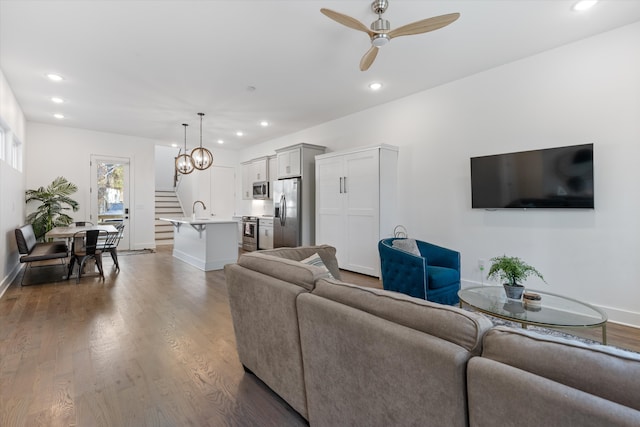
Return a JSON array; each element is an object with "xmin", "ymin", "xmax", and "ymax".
[
  {"xmin": 68, "ymin": 229, "xmax": 107, "ymax": 283},
  {"xmin": 378, "ymin": 238, "xmax": 461, "ymax": 305}
]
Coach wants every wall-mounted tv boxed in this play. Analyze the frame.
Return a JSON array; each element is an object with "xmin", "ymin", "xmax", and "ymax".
[{"xmin": 471, "ymin": 143, "xmax": 594, "ymax": 209}]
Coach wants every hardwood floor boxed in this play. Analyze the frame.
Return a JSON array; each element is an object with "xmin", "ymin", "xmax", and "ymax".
[
  {"xmin": 1, "ymin": 247, "xmax": 639, "ymax": 426},
  {"xmin": 1, "ymin": 247, "xmax": 306, "ymax": 426}
]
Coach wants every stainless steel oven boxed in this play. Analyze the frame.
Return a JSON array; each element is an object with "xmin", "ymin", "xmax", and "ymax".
[{"xmin": 242, "ymin": 216, "xmax": 259, "ymax": 252}]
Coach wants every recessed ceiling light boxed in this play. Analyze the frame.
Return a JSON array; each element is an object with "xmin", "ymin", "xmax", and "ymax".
[
  {"xmin": 236, "ymin": 131, "xmax": 244, "ymax": 137},
  {"xmin": 53, "ymin": 113, "xmax": 65, "ymax": 119},
  {"xmin": 369, "ymin": 82, "xmax": 383, "ymax": 91},
  {"xmin": 260, "ymin": 121, "xmax": 269, "ymax": 127},
  {"xmin": 217, "ymin": 139, "xmax": 224, "ymax": 144},
  {"xmin": 51, "ymin": 97, "xmax": 64, "ymax": 104},
  {"xmin": 171, "ymin": 143, "xmax": 178, "ymax": 148},
  {"xmin": 47, "ymin": 73, "xmax": 64, "ymax": 81},
  {"xmin": 572, "ymin": 0, "xmax": 598, "ymax": 11}
]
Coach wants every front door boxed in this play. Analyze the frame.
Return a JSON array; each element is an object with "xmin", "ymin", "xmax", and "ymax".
[{"xmin": 90, "ymin": 155, "xmax": 130, "ymax": 250}]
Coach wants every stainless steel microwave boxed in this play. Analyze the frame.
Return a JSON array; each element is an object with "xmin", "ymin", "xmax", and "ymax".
[{"xmin": 252, "ymin": 181, "xmax": 269, "ymax": 199}]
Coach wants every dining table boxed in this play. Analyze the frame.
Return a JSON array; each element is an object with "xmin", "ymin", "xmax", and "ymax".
[{"xmin": 45, "ymin": 223, "xmax": 119, "ymax": 279}]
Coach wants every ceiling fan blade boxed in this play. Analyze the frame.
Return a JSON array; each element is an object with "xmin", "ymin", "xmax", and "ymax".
[
  {"xmin": 359, "ymin": 46, "xmax": 379, "ymax": 71},
  {"xmin": 388, "ymin": 12, "xmax": 460, "ymax": 39},
  {"xmin": 321, "ymin": 8, "xmax": 373, "ymax": 35}
]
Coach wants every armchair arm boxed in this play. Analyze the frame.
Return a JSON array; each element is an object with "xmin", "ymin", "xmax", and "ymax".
[{"xmin": 416, "ymin": 241, "xmax": 460, "ymax": 272}]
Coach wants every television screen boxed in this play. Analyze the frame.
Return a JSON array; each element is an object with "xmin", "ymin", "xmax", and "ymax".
[{"xmin": 471, "ymin": 143, "xmax": 594, "ymax": 209}]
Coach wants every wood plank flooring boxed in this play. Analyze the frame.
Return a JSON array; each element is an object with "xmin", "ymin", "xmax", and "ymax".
[{"xmin": 1, "ymin": 247, "xmax": 639, "ymax": 426}]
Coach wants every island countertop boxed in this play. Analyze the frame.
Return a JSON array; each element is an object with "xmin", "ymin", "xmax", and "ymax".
[{"xmin": 159, "ymin": 217, "xmax": 239, "ymax": 225}]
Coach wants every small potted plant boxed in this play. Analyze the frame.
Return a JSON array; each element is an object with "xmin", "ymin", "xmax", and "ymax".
[{"xmin": 487, "ymin": 255, "xmax": 546, "ymax": 300}]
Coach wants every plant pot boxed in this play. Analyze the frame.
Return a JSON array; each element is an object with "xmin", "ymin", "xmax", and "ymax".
[{"xmin": 503, "ymin": 283, "xmax": 525, "ymax": 300}]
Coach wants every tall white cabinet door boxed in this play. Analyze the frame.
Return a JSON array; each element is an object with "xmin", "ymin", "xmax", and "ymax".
[
  {"xmin": 343, "ymin": 149, "xmax": 380, "ymax": 276},
  {"xmin": 316, "ymin": 145, "xmax": 398, "ymax": 277},
  {"xmin": 316, "ymin": 155, "xmax": 346, "ymax": 264}
]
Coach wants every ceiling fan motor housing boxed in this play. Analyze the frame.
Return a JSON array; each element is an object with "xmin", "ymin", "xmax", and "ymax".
[{"xmin": 371, "ymin": 0, "xmax": 389, "ymax": 15}]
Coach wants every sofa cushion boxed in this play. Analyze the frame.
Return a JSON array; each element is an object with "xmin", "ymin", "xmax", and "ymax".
[
  {"xmin": 237, "ymin": 245, "xmax": 340, "ymax": 291},
  {"xmin": 300, "ymin": 253, "xmax": 335, "ymax": 279},
  {"xmin": 427, "ymin": 265, "xmax": 459, "ymax": 289},
  {"xmin": 312, "ymin": 279, "xmax": 492, "ymax": 354},
  {"xmin": 481, "ymin": 326, "xmax": 640, "ymax": 411}
]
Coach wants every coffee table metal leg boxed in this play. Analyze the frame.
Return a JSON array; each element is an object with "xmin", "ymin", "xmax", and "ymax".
[{"xmin": 602, "ymin": 323, "xmax": 607, "ymax": 345}]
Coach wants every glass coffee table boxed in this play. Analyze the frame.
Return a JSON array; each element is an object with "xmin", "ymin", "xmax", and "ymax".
[{"xmin": 458, "ymin": 286, "xmax": 608, "ymax": 344}]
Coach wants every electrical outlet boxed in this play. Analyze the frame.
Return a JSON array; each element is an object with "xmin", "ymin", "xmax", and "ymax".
[{"xmin": 478, "ymin": 259, "xmax": 486, "ymax": 271}]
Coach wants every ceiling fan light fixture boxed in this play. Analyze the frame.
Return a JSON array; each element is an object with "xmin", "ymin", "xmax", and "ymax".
[
  {"xmin": 191, "ymin": 112, "xmax": 213, "ymax": 170},
  {"xmin": 175, "ymin": 123, "xmax": 195, "ymax": 175},
  {"xmin": 371, "ymin": 33, "xmax": 390, "ymax": 47}
]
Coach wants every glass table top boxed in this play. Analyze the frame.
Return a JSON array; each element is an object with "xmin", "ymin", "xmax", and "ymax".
[{"xmin": 458, "ymin": 286, "xmax": 607, "ymax": 328}]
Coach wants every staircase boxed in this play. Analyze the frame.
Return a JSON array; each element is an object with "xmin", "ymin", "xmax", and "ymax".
[{"xmin": 155, "ymin": 190, "xmax": 184, "ymax": 245}]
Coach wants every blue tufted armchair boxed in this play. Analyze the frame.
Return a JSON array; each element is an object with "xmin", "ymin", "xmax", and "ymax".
[{"xmin": 378, "ymin": 238, "xmax": 461, "ymax": 305}]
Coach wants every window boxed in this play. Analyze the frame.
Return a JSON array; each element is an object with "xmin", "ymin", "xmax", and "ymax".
[{"xmin": 9, "ymin": 132, "xmax": 22, "ymax": 171}]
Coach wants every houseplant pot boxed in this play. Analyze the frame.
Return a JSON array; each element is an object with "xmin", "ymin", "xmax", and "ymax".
[{"xmin": 487, "ymin": 255, "xmax": 546, "ymax": 300}]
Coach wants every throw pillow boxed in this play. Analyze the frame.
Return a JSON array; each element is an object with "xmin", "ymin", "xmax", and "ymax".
[
  {"xmin": 392, "ymin": 238, "xmax": 421, "ymax": 256},
  {"xmin": 300, "ymin": 253, "xmax": 335, "ymax": 279}
]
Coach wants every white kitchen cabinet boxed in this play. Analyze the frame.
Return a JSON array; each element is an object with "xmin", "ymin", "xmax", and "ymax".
[
  {"xmin": 251, "ymin": 157, "xmax": 268, "ymax": 182},
  {"xmin": 276, "ymin": 146, "xmax": 301, "ymax": 178},
  {"xmin": 258, "ymin": 217, "xmax": 274, "ymax": 250},
  {"xmin": 315, "ymin": 145, "xmax": 398, "ymax": 277},
  {"xmin": 268, "ymin": 155, "xmax": 277, "ymax": 183},
  {"xmin": 241, "ymin": 157, "xmax": 269, "ymax": 200},
  {"xmin": 241, "ymin": 161, "xmax": 252, "ymax": 200}
]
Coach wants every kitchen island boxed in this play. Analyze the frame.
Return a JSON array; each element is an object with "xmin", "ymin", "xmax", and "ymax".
[{"xmin": 159, "ymin": 217, "xmax": 238, "ymax": 271}]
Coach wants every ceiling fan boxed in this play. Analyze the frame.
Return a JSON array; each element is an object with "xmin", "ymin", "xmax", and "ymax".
[{"xmin": 320, "ymin": 0, "xmax": 460, "ymax": 71}]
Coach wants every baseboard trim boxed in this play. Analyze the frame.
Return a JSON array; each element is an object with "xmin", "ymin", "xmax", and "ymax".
[{"xmin": 0, "ymin": 264, "xmax": 22, "ymax": 299}]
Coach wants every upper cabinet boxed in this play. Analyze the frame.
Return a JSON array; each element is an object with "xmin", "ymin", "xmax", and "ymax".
[
  {"xmin": 268, "ymin": 155, "xmax": 277, "ymax": 183},
  {"xmin": 241, "ymin": 161, "xmax": 252, "ymax": 200},
  {"xmin": 275, "ymin": 143, "xmax": 326, "ymax": 180},
  {"xmin": 241, "ymin": 156, "xmax": 272, "ymax": 200},
  {"xmin": 277, "ymin": 146, "xmax": 301, "ymax": 178},
  {"xmin": 250, "ymin": 157, "xmax": 268, "ymax": 182}
]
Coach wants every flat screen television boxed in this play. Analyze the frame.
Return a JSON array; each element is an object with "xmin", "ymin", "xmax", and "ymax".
[{"xmin": 471, "ymin": 143, "xmax": 594, "ymax": 209}]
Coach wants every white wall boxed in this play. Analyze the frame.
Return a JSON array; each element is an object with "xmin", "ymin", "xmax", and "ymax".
[
  {"xmin": 155, "ymin": 145, "xmax": 179, "ymax": 191},
  {"xmin": 0, "ymin": 68, "xmax": 26, "ymax": 296},
  {"xmin": 26, "ymin": 123, "xmax": 157, "ymax": 250},
  {"xmin": 241, "ymin": 22, "xmax": 640, "ymax": 327},
  {"xmin": 173, "ymin": 145, "xmax": 240, "ymax": 217}
]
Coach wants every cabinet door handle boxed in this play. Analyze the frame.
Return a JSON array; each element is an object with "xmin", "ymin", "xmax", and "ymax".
[
  {"xmin": 286, "ymin": 165, "xmax": 290, "ymax": 174},
  {"xmin": 339, "ymin": 177, "xmax": 343, "ymax": 194},
  {"xmin": 343, "ymin": 176, "xmax": 347, "ymax": 193}
]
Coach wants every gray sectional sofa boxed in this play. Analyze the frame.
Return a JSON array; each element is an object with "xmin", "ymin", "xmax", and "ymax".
[{"xmin": 224, "ymin": 246, "xmax": 640, "ymax": 427}]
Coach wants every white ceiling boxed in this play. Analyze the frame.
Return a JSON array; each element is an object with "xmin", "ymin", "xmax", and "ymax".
[{"xmin": 2, "ymin": 0, "xmax": 640, "ymax": 150}]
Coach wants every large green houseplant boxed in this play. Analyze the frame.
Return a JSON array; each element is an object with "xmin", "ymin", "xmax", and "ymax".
[
  {"xmin": 25, "ymin": 176, "xmax": 79, "ymax": 240},
  {"xmin": 487, "ymin": 255, "xmax": 546, "ymax": 299}
]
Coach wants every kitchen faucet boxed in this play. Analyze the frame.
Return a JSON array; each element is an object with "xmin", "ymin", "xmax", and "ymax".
[{"xmin": 192, "ymin": 200, "xmax": 206, "ymax": 218}]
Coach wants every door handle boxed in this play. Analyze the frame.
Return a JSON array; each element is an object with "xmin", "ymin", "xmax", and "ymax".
[
  {"xmin": 343, "ymin": 176, "xmax": 347, "ymax": 193},
  {"xmin": 339, "ymin": 177, "xmax": 343, "ymax": 194}
]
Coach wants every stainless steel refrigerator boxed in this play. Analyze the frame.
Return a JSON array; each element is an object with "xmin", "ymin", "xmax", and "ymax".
[{"xmin": 273, "ymin": 178, "xmax": 301, "ymax": 248}]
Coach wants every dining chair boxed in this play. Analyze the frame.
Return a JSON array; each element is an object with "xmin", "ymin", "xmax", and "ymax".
[
  {"xmin": 101, "ymin": 223, "xmax": 125, "ymax": 270},
  {"xmin": 68, "ymin": 229, "xmax": 107, "ymax": 283}
]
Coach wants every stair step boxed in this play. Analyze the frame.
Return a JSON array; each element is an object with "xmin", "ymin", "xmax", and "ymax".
[{"xmin": 154, "ymin": 190, "xmax": 182, "ymax": 245}]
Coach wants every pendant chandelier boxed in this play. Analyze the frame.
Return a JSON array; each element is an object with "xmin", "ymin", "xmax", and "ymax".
[
  {"xmin": 175, "ymin": 123, "xmax": 195, "ymax": 175},
  {"xmin": 191, "ymin": 112, "xmax": 214, "ymax": 170}
]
